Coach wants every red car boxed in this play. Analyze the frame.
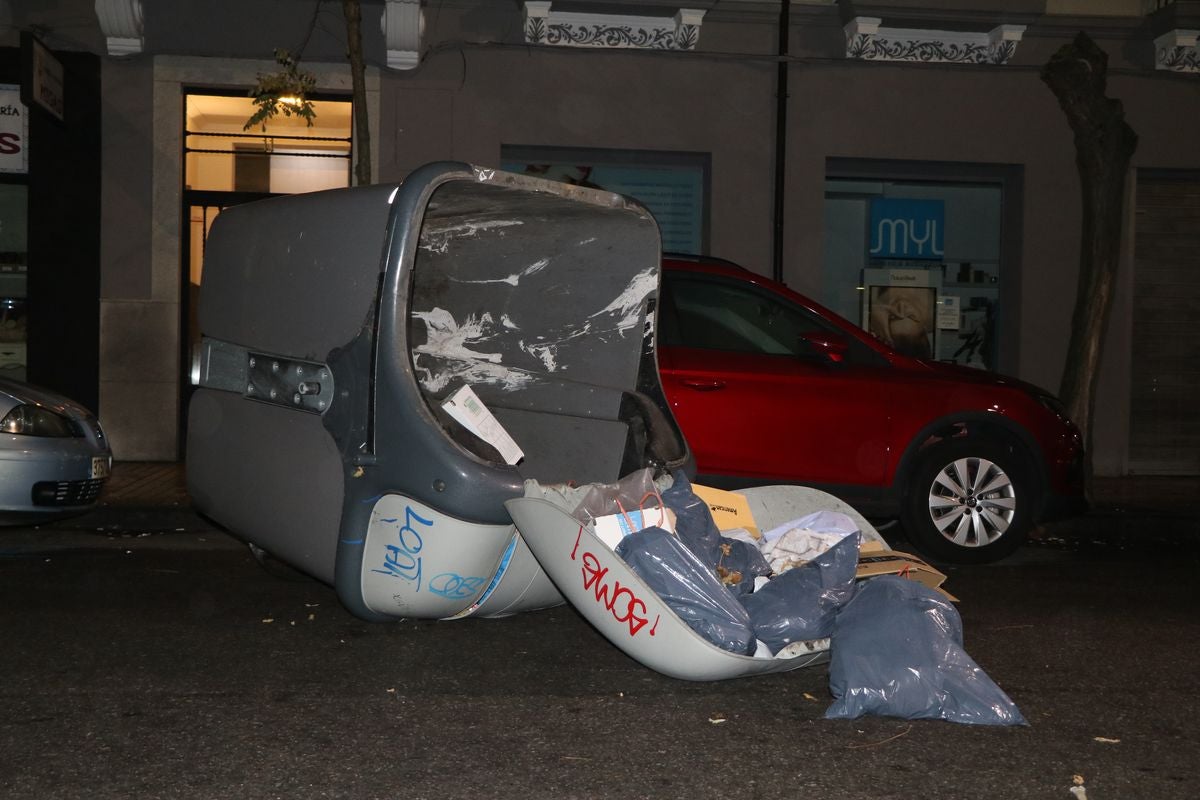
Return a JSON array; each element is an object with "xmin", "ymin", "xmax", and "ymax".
[{"xmin": 657, "ymin": 254, "xmax": 1086, "ymax": 563}]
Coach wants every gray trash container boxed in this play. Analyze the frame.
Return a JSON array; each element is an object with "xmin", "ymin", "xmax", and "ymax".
[{"xmin": 187, "ymin": 162, "xmax": 690, "ymax": 622}]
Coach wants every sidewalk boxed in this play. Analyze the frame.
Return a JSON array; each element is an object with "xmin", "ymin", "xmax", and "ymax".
[{"xmin": 100, "ymin": 461, "xmax": 192, "ymax": 508}]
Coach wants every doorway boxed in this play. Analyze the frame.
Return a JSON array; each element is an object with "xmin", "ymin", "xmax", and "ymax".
[{"xmin": 179, "ymin": 90, "xmax": 353, "ymax": 452}]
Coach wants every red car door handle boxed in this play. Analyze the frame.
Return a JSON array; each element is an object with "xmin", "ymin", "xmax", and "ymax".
[{"xmin": 681, "ymin": 379, "xmax": 726, "ymax": 391}]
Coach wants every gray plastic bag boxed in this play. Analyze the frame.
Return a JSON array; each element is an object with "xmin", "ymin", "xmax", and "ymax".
[
  {"xmin": 741, "ymin": 532, "xmax": 859, "ymax": 652},
  {"xmin": 616, "ymin": 526, "xmax": 756, "ymax": 655},
  {"xmin": 661, "ymin": 470, "xmax": 722, "ymax": 567},
  {"xmin": 824, "ymin": 575, "xmax": 1027, "ymax": 726},
  {"xmin": 716, "ymin": 536, "xmax": 773, "ymax": 597}
]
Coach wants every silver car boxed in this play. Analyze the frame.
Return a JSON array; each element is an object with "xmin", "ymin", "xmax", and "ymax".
[{"xmin": 0, "ymin": 376, "xmax": 112, "ymax": 523}]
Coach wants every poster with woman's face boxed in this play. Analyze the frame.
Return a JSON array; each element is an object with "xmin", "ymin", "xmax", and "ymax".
[{"xmin": 868, "ymin": 286, "xmax": 935, "ymax": 359}]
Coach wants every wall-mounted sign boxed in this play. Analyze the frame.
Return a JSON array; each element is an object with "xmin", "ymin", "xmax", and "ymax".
[
  {"xmin": 869, "ymin": 198, "xmax": 945, "ymax": 260},
  {"xmin": 0, "ymin": 85, "xmax": 29, "ymax": 174},
  {"xmin": 22, "ymin": 33, "xmax": 65, "ymax": 122}
]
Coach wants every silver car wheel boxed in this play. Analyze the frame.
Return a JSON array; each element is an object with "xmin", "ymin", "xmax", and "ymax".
[{"xmin": 926, "ymin": 456, "xmax": 1017, "ymax": 548}]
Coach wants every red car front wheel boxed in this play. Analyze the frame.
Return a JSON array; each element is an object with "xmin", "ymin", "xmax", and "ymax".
[{"xmin": 901, "ymin": 437, "xmax": 1039, "ymax": 564}]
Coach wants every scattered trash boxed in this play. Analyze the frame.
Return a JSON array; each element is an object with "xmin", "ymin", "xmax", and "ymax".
[
  {"xmin": 513, "ymin": 471, "xmax": 1020, "ymax": 716},
  {"xmin": 708, "ymin": 715, "xmax": 728, "ymax": 725},
  {"xmin": 759, "ymin": 511, "xmax": 859, "ymax": 573},
  {"xmin": 1069, "ymin": 774, "xmax": 1088, "ymax": 800},
  {"xmin": 261, "ymin": 618, "xmax": 274, "ymax": 623},
  {"xmin": 1093, "ymin": 736, "xmax": 1120, "ymax": 744},
  {"xmin": 846, "ymin": 724, "xmax": 913, "ymax": 749}
]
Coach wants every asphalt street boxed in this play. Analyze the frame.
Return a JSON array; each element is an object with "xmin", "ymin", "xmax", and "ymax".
[{"xmin": 1, "ymin": 504, "xmax": 1197, "ymax": 800}]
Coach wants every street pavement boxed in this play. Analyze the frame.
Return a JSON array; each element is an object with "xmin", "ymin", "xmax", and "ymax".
[{"xmin": 1, "ymin": 475, "xmax": 1198, "ymax": 800}]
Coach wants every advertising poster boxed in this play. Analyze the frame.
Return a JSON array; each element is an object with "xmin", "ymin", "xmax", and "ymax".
[{"xmin": 862, "ymin": 268, "xmax": 940, "ymax": 360}]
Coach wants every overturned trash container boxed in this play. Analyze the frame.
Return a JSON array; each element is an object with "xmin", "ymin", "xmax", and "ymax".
[
  {"xmin": 188, "ymin": 162, "xmax": 691, "ymax": 622},
  {"xmin": 187, "ymin": 162, "xmax": 888, "ymax": 680}
]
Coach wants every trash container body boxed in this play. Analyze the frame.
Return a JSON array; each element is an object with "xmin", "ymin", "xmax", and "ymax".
[{"xmin": 187, "ymin": 162, "xmax": 690, "ymax": 621}]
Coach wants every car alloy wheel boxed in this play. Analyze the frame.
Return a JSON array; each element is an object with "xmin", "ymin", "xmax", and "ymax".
[
  {"xmin": 902, "ymin": 437, "xmax": 1037, "ymax": 564},
  {"xmin": 927, "ymin": 455, "xmax": 1015, "ymax": 548}
]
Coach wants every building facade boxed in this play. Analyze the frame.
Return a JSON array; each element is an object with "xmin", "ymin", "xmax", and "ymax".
[{"xmin": 1, "ymin": 0, "xmax": 1198, "ymax": 475}]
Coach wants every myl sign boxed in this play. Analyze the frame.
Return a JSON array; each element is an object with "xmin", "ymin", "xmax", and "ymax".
[{"xmin": 869, "ymin": 198, "xmax": 945, "ymax": 260}]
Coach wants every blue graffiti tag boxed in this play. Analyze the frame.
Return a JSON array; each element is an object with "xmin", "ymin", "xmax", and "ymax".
[
  {"xmin": 428, "ymin": 573, "xmax": 486, "ymax": 600},
  {"xmin": 370, "ymin": 505, "xmax": 433, "ymax": 590}
]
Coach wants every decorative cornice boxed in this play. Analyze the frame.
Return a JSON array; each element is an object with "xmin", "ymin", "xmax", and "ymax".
[
  {"xmin": 382, "ymin": 0, "xmax": 424, "ymax": 70},
  {"xmin": 1155, "ymin": 29, "xmax": 1200, "ymax": 72},
  {"xmin": 844, "ymin": 16, "xmax": 1025, "ymax": 65},
  {"xmin": 94, "ymin": 0, "xmax": 144, "ymax": 56},
  {"xmin": 523, "ymin": 2, "xmax": 705, "ymax": 51}
]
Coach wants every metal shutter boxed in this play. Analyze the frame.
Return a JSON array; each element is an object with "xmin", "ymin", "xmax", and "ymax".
[{"xmin": 1129, "ymin": 175, "xmax": 1200, "ymax": 474}]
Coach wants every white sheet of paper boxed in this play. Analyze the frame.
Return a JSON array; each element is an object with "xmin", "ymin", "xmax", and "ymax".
[{"xmin": 441, "ymin": 385, "xmax": 525, "ymax": 466}]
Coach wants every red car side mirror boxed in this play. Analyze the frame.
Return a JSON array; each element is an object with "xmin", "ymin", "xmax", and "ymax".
[{"xmin": 799, "ymin": 331, "xmax": 850, "ymax": 364}]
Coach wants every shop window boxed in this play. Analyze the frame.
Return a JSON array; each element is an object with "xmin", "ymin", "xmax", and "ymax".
[
  {"xmin": 824, "ymin": 178, "xmax": 1003, "ymax": 370},
  {"xmin": 501, "ymin": 145, "xmax": 709, "ymax": 255}
]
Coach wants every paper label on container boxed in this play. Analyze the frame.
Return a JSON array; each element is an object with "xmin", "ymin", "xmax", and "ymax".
[{"xmin": 441, "ymin": 384, "xmax": 524, "ymax": 465}]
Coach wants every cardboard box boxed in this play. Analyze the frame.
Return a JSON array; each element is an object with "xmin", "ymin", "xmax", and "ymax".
[
  {"xmin": 691, "ymin": 483, "xmax": 760, "ymax": 539},
  {"xmin": 856, "ymin": 549, "xmax": 957, "ymax": 602}
]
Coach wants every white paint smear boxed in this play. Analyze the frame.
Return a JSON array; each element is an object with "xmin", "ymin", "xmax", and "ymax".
[
  {"xmin": 420, "ymin": 219, "xmax": 525, "ymax": 254},
  {"xmin": 412, "ymin": 306, "xmax": 533, "ymax": 392},
  {"xmin": 411, "ymin": 308, "xmax": 502, "ymax": 364},
  {"xmin": 588, "ymin": 266, "xmax": 657, "ymax": 333},
  {"xmin": 449, "ymin": 257, "xmax": 550, "ymax": 287}
]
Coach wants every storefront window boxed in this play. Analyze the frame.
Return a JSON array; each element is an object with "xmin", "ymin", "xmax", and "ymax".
[
  {"xmin": 824, "ymin": 178, "xmax": 1003, "ymax": 369},
  {"xmin": 0, "ymin": 183, "xmax": 27, "ymax": 380}
]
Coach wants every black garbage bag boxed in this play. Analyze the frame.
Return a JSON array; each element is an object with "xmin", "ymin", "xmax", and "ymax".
[
  {"xmin": 741, "ymin": 532, "xmax": 859, "ymax": 652},
  {"xmin": 824, "ymin": 575, "xmax": 1028, "ymax": 726},
  {"xmin": 616, "ymin": 526, "xmax": 756, "ymax": 655},
  {"xmin": 661, "ymin": 470, "xmax": 722, "ymax": 567},
  {"xmin": 715, "ymin": 536, "xmax": 773, "ymax": 597}
]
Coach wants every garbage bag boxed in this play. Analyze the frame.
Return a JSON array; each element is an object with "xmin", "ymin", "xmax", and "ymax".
[
  {"xmin": 824, "ymin": 575, "xmax": 1027, "ymax": 726},
  {"xmin": 741, "ymin": 532, "xmax": 860, "ymax": 653},
  {"xmin": 714, "ymin": 536, "xmax": 773, "ymax": 597},
  {"xmin": 660, "ymin": 470, "xmax": 722, "ymax": 567},
  {"xmin": 616, "ymin": 526, "xmax": 756, "ymax": 655}
]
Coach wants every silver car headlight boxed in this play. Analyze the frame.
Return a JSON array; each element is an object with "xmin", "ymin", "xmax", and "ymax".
[{"xmin": 0, "ymin": 405, "xmax": 79, "ymax": 437}]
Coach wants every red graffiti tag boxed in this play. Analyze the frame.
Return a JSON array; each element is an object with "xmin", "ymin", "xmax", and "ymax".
[{"xmin": 572, "ymin": 525, "xmax": 660, "ymax": 638}]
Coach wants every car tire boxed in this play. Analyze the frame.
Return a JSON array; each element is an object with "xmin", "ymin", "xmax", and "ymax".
[{"xmin": 901, "ymin": 437, "xmax": 1039, "ymax": 564}]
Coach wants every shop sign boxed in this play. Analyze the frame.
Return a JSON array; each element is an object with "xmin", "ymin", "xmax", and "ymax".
[
  {"xmin": 869, "ymin": 198, "xmax": 945, "ymax": 260},
  {"xmin": 23, "ymin": 33, "xmax": 65, "ymax": 122},
  {"xmin": 0, "ymin": 85, "xmax": 29, "ymax": 174}
]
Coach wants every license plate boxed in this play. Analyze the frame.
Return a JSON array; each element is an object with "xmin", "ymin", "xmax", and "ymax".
[{"xmin": 91, "ymin": 456, "xmax": 111, "ymax": 480}]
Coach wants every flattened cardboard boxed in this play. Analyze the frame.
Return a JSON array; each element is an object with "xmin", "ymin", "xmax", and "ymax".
[
  {"xmin": 691, "ymin": 483, "xmax": 760, "ymax": 539},
  {"xmin": 856, "ymin": 549, "xmax": 957, "ymax": 602}
]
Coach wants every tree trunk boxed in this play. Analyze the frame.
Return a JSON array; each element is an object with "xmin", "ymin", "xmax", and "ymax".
[
  {"xmin": 1040, "ymin": 32, "xmax": 1138, "ymax": 489},
  {"xmin": 343, "ymin": 0, "xmax": 371, "ymax": 186}
]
